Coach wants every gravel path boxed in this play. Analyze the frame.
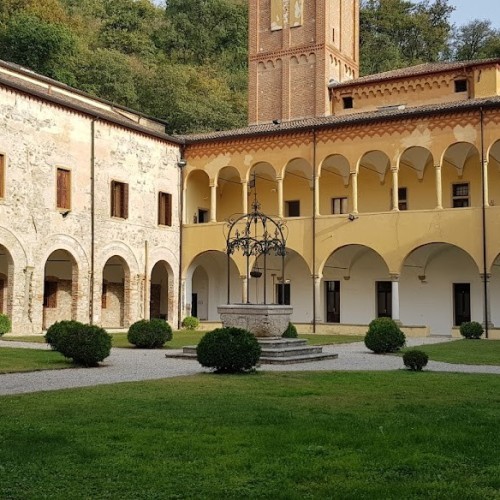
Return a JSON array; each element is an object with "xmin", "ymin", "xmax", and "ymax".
[{"xmin": 1, "ymin": 337, "xmax": 499, "ymax": 396}]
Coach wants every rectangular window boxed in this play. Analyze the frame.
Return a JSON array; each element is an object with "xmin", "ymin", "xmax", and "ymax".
[
  {"xmin": 43, "ymin": 281, "xmax": 58, "ymax": 308},
  {"xmin": 111, "ymin": 181, "xmax": 129, "ymax": 219},
  {"xmin": 343, "ymin": 96, "xmax": 353, "ymax": 109},
  {"xmin": 56, "ymin": 168, "xmax": 71, "ymax": 210},
  {"xmin": 285, "ymin": 200, "xmax": 300, "ymax": 217},
  {"xmin": 452, "ymin": 183, "xmax": 469, "ymax": 208},
  {"xmin": 332, "ymin": 197, "xmax": 348, "ymax": 214},
  {"xmin": 276, "ymin": 283, "xmax": 291, "ymax": 305},
  {"xmin": 454, "ymin": 79, "xmax": 468, "ymax": 93},
  {"xmin": 0, "ymin": 154, "xmax": 5, "ymax": 199},
  {"xmin": 398, "ymin": 187, "xmax": 408, "ymax": 210},
  {"xmin": 158, "ymin": 192, "xmax": 172, "ymax": 226},
  {"xmin": 195, "ymin": 208, "xmax": 208, "ymax": 223}
]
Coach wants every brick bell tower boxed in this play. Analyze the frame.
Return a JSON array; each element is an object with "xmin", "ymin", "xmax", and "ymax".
[{"xmin": 248, "ymin": 0, "xmax": 359, "ymax": 125}]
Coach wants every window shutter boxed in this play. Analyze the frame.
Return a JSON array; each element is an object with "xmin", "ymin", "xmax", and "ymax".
[
  {"xmin": 101, "ymin": 283, "xmax": 107, "ymax": 309},
  {"xmin": 0, "ymin": 155, "xmax": 4, "ymax": 198},
  {"xmin": 57, "ymin": 169, "xmax": 70, "ymax": 209},
  {"xmin": 166, "ymin": 193, "xmax": 172, "ymax": 226},
  {"xmin": 158, "ymin": 192, "xmax": 165, "ymax": 225},
  {"xmin": 122, "ymin": 183, "xmax": 129, "ymax": 219},
  {"xmin": 111, "ymin": 181, "xmax": 116, "ymax": 217}
]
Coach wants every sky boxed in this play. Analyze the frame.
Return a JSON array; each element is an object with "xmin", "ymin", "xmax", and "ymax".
[{"xmin": 449, "ymin": 0, "xmax": 500, "ymax": 29}]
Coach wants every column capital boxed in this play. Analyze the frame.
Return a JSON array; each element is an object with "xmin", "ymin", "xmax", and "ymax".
[
  {"xmin": 480, "ymin": 273, "xmax": 492, "ymax": 281},
  {"xmin": 209, "ymin": 180, "xmax": 217, "ymax": 188},
  {"xmin": 390, "ymin": 273, "xmax": 400, "ymax": 282},
  {"xmin": 391, "ymin": 166, "xmax": 399, "ymax": 173}
]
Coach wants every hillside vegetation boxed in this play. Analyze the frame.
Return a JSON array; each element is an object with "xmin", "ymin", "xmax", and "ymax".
[{"xmin": 0, "ymin": 0, "xmax": 498, "ymax": 133}]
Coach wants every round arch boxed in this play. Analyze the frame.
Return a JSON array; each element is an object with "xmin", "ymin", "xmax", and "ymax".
[
  {"xmin": 397, "ymin": 147, "xmax": 435, "ymax": 211},
  {"xmin": 400, "ymin": 243, "xmax": 481, "ymax": 334},
  {"xmin": 0, "ymin": 244, "xmax": 14, "ymax": 319},
  {"xmin": 319, "ymin": 154, "xmax": 351, "ymax": 216},
  {"xmin": 216, "ymin": 166, "xmax": 242, "ymax": 221},
  {"xmin": 185, "ymin": 169, "xmax": 211, "ymax": 224},
  {"xmin": 320, "ymin": 244, "xmax": 391, "ymax": 325},
  {"xmin": 282, "ymin": 158, "xmax": 313, "ymax": 218},
  {"xmin": 42, "ymin": 249, "xmax": 79, "ymax": 330},
  {"xmin": 356, "ymin": 150, "xmax": 392, "ymax": 213},
  {"xmin": 247, "ymin": 162, "xmax": 279, "ymax": 216},
  {"xmin": 101, "ymin": 255, "xmax": 131, "ymax": 329}
]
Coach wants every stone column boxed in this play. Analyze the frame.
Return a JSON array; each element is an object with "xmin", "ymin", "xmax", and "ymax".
[
  {"xmin": 351, "ymin": 172, "xmax": 358, "ymax": 214},
  {"xmin": 435, "ymin": 165, "xmax": 443, "ymax": 209},
  {"xmin": 210, "ymin": 181, "xmax": 217, "ymax": 222},
  {"xmin": 391, "ymin": 274, "xmax": 401, "ymax": 324},
  {"xmin": 182, "ymin": 185, "xmax": 187, "ymax": 224},
  {"xmin": 277, "ymin": 176, "xmax": 284, "ymax": 218},
  {"xmin": 391, "ymin": 167, "xmax": 399, "ymax": 211},
  {"xmin": 481, "ymin": 273, "xmax": 494, "ymax": 328},
  {"xmin": 314, "ymin": 175, "xmax": 320, "ymax": 216},
  {"xmin": 314, "ymin": 275, "xmax": 322, "ymax": 323},
  {"xmin": 483, "ymin": 160, "xmax": 490, "ymax": 207},
  {"xmin": 241, "ymin": 275, "xmax": 248, "ymax": 304},
  {"xmin": 242, "ymin": 180, "xmax": 248, "ymax": 214}
]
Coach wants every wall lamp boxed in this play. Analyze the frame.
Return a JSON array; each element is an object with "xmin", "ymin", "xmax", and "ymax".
[{"xmin": 177, "ymin": 159, "xmax": 187, "ymax": 168}]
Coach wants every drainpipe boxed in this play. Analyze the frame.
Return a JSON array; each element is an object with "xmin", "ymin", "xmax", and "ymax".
[
  {"xmin": 312, "ymin": 128, "xmax": 317, "ymax": 333},
  {"xmin": 480, "ymin": 107, "xmax": 489, "ymax": 339},
  {"xmin": 89, "ymin": 117, "xmax": 98, "ymax": 325},
  {"xmin": 177, "ymin": 146, "xmax": 187, "ymax": 330}
]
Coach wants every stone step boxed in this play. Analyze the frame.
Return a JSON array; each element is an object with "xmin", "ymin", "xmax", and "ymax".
[
  {"xmin": 259, "ymin": 346, "xmax": 323, "ymax": 357},
  {"xmin": 257, "ymin": 338, "xmax": 308, "ymax": 349},
  {"xmin": 165, "ymin": 351, "xmax": 339, "ymax": 365},
  {"xmin": 259, "ymin": 353, "xmax": 338, "ymax": 365}
]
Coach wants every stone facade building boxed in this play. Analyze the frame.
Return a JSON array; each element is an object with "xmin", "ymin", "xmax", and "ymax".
[
  {"xmin": 2, "ymin": 0, "xmax": 500, "ymax": 338},
  {"xmin": 0, "ymin": 60, "xmax": 182, "ymax": 333}
]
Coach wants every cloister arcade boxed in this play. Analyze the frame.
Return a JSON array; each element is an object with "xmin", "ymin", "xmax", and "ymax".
[{"xmin": 183, "ymin": 140, "xmax": 493, "ymax": 224}]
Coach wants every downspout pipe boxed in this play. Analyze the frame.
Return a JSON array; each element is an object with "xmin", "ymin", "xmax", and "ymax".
[
  {"xmin": 480, "ymin": 107, "xmax": 489, "ymax": 339},
  {"xmin": 312, "ymin": 127, "xmax": 317, "ymax": 333},
  {"xmin": 90, "ymin": 117, "xmax": 98, "ymax": 325},
  {"xmin": 177, "ymin": 146, "xmax": 187, "ymax": 330}
]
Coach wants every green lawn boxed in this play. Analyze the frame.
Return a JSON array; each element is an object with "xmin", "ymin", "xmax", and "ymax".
[
  {"xmin": 0, "ymin": 372, "xmax": 499, "ymax": 499},
  {"xmin": 3, "ymin": 331, "xmax": 362, "ymax": 349},
  {"xmin": 0, "ymin": 347, "xmax": 72, "ymax": 373},
  {"xmin": 402, "ymin": 339, "xmax": 500, "ymax": 366}
]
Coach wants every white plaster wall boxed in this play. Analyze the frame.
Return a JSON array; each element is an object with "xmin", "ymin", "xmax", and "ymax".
[{"xmin": 400, "ymin": 247, "xmax": 481, "ymax": 334}]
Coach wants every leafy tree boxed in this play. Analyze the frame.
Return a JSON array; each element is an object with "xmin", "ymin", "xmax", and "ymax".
[
  {"xmin": 360, "ymin": 0, "xmax": 454, "ymax": 75},
  {"xmin": 452, "ymin": 20, "xmax": 500, "ymax": 60},
  {"xmin": 0, "ymin": 12, "xmax": 78, "ymax": 83}
]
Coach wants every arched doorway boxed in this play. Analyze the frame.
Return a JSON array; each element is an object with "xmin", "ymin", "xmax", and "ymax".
[
  {"xmin": 101, "ymin": 256, "xmax": 130, "ymax": 328},
  {"xmin": 150, "ymin": 260, "xmax": 172, "ymax": 320},
  {"xmin": 0, "ymin": 244, "xmax": 13, "ymax": 319},
  {"xmin": 401, "ymin": 243, "xmax": 480, "ymax": 334},
  {"xmin": 321, "ymin": 245, "xmax": 390, "ymax": 324},
  {"xmin": 43, "ymin": 250, "xmax": 78, "ymax": 330}
]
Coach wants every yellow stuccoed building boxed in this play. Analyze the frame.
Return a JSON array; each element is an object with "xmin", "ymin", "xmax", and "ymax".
[{"xmin": 179, "ymin": 0, "xmax": 500, "ymax": 338}]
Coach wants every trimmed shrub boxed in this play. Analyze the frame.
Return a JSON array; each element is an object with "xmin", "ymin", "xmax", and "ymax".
[
  {"xmin": 282, "ymin": 322, "xmax": 298, "ymax": 338},
  {"xmin": 182, "ymin": 316, "xmax": 199, "ymax": 330},
  {"xmin": 0, "ymin": 313, "xmax": 11, "ymax": 335},
  {"xmin": 403, "ymin": 350, "xmax": 429, "ymax": 371},
  {"xmin": 46, "ymin": 322, "xmax": 111, "ymax": 367},
  {"xmin": 45, "ymin": 320, "xmax": 83, "ymax": 350},
  {"xmin": 364, "ymin": 317, "xmax": 406, "ymax": 354},
  {"xmin": 127, "ymin": 319, "xmax": 173, "ymax": 348},
  {"xmin": 196, "ymin": 327, "xmax": 261, "ymax": 373},
  {"xmin": 459, "ymin": 321, "xmax": 484, "ymax": 339}
]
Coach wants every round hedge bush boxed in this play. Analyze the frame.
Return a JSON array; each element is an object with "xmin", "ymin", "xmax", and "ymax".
[
  {"xmin": 459, "ymin": 321, "xmax": 484, "ymax": 339},
  {"xmin": 403, "ymin": 350, "xmax": 429, "ymax": 371},
  {"xmin": 196, "ymin": 327, "xmax": 261, "ymax": 373},
  {"xmin": 45, "ymin": 320, "xmax": 83, "ymax": 350},
  {"xmin": 0, "ymin": 313, "xmax": 11, "ymax": 335},
  {"xmin": 182, "ymin": 316, "xmax": 200, "ymax": 330},
  {"xmin": 364, "ymin": 317, "xmax": 406, "ymax": 354},
  {"xmin": 46, "ymin": 322, "xmax": 111, "ymax": 367},
  {"xmin": 282, "ymin": 322, "xmax": 298, "ymax": 338},
  {"xmin": 127, "ymin": 319, "xmax": 173, "ymax": 348}
]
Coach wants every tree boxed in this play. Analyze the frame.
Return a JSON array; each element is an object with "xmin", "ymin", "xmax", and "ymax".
[
  {"xmin": 453, "ymin": 20, "xmax": 500, "ymax": 60},
  {"xmin": 360, "ymin": 0, "xmax": 454, "ymax": 75},
  {"xmin": 0, "ymin": 12, "xmax": 78, "ymax": 83}
]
